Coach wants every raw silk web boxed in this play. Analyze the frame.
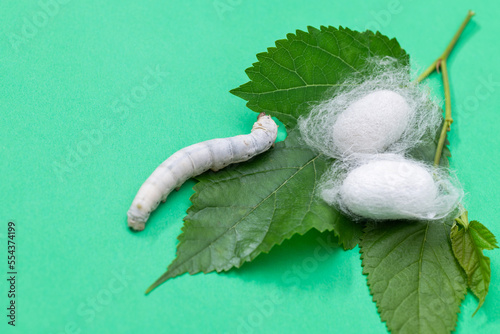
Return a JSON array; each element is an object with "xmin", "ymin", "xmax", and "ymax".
[{"xmin": 297, "ymin": 57, "xmax": 463, "ymax": 221}]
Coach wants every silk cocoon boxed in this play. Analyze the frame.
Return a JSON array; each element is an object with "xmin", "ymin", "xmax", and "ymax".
[
  {"xmin": 298, "ymin": 57, "xmax": 441, "ymax": 160},
  {"xmin": 319, "ymin": 155, "xmax": 463, "ymax": 220}
]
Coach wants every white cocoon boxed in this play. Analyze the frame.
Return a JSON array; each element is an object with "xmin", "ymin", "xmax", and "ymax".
[
  {"xmin": 299, "ymin": 58, "xmax": 463, "ymax": 222},
  {"xmin": 298, "ymin": 57, "xmax": 441, "ymax": 160},
  {"xmin": 320, "ymin": 155, "xmax": 463, "ymax": 221},
  {"xmin": 332, "ymin": 90, "xmax": 411, "ymax": 154}
]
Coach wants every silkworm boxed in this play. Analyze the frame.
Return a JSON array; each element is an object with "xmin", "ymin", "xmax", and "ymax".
[{"xmin": 127, "ymin": 113, "xmax": 278, "ymax": 231}]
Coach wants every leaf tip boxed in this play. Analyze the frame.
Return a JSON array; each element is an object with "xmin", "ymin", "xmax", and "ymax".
[
  {"xmin": 229, "ymin": 87, "xmax": 240, "ymax": 96},
  {"xmin": 472, "ymin": 298, "xmax": 484, "ymax": 317},
  {"xmin": 145, "ymin": 279, "xmax": 162, "ymax": 295}
]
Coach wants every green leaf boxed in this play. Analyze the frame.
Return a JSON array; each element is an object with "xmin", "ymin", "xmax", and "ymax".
[
  {"xmin": 451, "ymin": 220, "xmax": 498, "ymax": 315},
  {"xmin": 333, "ymin": 213, "xmax": 364, "ymax": 250},
  {"xmin": 147, "ymin": 130, "xmax": 361, "ymax": 293},
  {"xmin": 361, "ymin": 221, "xmax": 468, "ymax": 334},
  {"xmin": 468, "ymin": 221, "xmax": 498, "ymax": 250},
  {"xmin": 148, "ymin": 27, "xmax": 410, "ymax": 293},
  {"xmin": 230, "ymin": 26, "xmax": 409, "ymax": 128}
]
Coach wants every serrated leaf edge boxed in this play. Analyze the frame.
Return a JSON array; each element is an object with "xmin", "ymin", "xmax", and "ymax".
[{"xmin": 360, "ymin": 222, "xmax": 466, "ymax": 333}]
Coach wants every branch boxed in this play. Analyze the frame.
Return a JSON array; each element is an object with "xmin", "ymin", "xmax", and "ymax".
[
  {"xmin": 416, "ymin": 10, "xmax": 475, "ymax": 166},
  {"xmin": 417, "ymin": 10, "xmax": 475, "ymax": 83}
]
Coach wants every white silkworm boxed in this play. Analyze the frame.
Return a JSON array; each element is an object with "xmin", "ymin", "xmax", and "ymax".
[{"xmin": 127, "ymin": 113, "xmax": 278, "ymax": 231}]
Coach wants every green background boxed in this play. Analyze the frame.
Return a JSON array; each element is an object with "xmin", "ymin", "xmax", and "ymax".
[{"xmin": 1, "ymin": 0, "xmax": 499, "ymax": 333}]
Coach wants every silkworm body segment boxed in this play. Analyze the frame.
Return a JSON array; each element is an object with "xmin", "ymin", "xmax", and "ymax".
[{"xmin": 127, "ymin": 114, "xmax": 278, "ymax": 231}]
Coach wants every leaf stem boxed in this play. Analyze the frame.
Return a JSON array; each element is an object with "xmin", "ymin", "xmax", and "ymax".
[
  {"xmin": 416, "ymin": 10, "xmax": 475, "ymax": 83},
  {"xmin": 434, "ymin": 59, "xmax": 453, "ymax": 166},
  {"xmin": 454, "ymin": 210, "xmax": 469, "ymax": 230},
  {"xmin": 416, "ymin": 10, "xmax": 475, "ymax": 166}
]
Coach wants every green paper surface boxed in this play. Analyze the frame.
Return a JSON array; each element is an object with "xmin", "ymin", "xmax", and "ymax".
[{"xmin": 1, "ymin": 0, "xmax": 499, "ymax": 333}]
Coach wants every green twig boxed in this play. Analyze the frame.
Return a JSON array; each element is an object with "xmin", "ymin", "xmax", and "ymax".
[
  {"xmin": 417, "ymin": 10, "xmax": 475, "ymax": 83},
  {"xmin": 434, "ymin": 59, "xmax": 453, "ymax": 165},
  {"xmin": 417, "ymin": 10, "xmax": 475, "ymax": 166}
]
